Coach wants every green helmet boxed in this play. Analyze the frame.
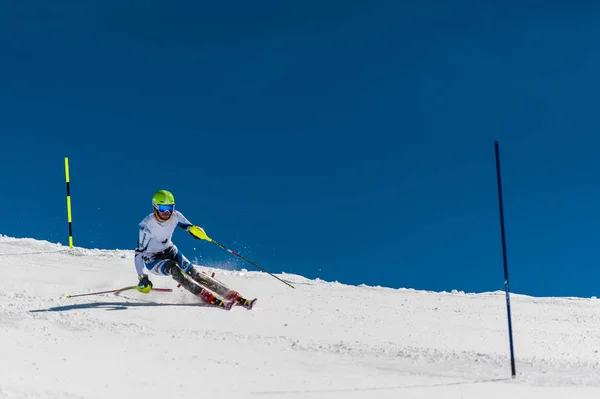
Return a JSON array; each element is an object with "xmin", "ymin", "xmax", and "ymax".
[
  {"xmin": 152, "ymin": 190, "xmax": 175, "ymax": 207},
  {"xmin": 152, "ymin": 190, "xmax": 175, "ymax": 221}
]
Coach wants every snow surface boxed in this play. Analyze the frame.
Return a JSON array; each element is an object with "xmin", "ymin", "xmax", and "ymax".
[{"xmin": 1, "ymin": 235, "xmax": 600, "ymax": 398}]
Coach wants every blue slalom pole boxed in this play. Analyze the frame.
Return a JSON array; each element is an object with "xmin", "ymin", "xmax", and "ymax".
[{"xmin": 494, "ymin": 141, "xmax": 516, "ymax": 378}]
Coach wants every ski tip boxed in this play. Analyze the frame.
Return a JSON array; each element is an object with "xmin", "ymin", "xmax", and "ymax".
[{"xmin": 247, "ymin": 298, "xmax": 258, "ymax": 310}]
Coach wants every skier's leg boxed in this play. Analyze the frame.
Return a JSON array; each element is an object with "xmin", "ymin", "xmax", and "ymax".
[
  {"xmin": 172, "ymin": 250, "xmax": 232, "ymax": 298},
  {"xmin": 174, "ymin": 249, "xmax": 238, "ymax": 298},
  {"xmin": 187, "ymin": 266, "xmax": 235, "ymax": 297},
  {"xmin": 173, "ymin": 249, "xmax": 253, "ymax": 308},
  {"xmin": 187, "ymin": 267, "xmax": 255, "ymax": 307},
  {"xmin": 175, "ymin": 250, "xmax": 193, "ymax": 273},
  {"xmin": 162, "ymin": 260, "xmax": 232, "ymax": 309},
  {"xmin": 160, "ymin": 260, "xmax": 201, "ymax": 296}
]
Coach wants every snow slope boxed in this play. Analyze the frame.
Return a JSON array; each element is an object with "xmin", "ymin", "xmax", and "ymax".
[{"xmin": 1, "ymin": 235, "xmax": 600, "ymax": 399}]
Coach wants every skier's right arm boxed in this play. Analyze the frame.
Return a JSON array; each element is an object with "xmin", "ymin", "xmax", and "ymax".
[
  {"xmin": 134, "ymin": 225, "xmax": 153, "ymax": 293},
  {"xmin": 134, "ymin": 225, "xmax": 152, "ymax": 276}
]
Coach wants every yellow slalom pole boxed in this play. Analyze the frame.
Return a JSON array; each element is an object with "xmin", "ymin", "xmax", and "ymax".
[{"xmin": 64, "ymin": 157, "xmax": 74, "ymax": 249}]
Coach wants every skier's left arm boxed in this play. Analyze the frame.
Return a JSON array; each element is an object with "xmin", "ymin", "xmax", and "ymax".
[{"xmin": 175, "ymin": 211, "xmax": 210, "ymax": 241}]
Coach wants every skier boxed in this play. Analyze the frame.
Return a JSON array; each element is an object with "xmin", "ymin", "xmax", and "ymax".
[{"xmin": 134, "ymin": 189, "xmax": 254, "ymax": 310}]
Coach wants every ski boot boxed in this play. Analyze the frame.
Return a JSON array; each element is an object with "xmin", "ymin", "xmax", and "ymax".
[
  {"xmin": 199, "ymin": 288, "xmax": 234, "ymax": 311},
  {"xmin": 226, "ymin": 291, "xmax": 257, "ymax": 309}
]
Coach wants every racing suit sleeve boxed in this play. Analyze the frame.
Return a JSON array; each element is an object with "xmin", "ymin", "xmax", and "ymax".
[
  {"xmin": 175, "ymin": 211, "xmax": 194, "ymax": 231},
  {"xmin": 134, "ymin": 224, "xmax": 152, "ymax": 276}
]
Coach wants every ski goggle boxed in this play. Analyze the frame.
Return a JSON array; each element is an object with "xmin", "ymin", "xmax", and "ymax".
[{"xmin": 155, "ymin": 204, "xmax": 174, "ymax": 213}]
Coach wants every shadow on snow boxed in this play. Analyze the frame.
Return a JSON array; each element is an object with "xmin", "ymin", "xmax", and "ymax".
[{"xmin": 29, "ymin": 300, "xmax": 211, "ymax": 313}]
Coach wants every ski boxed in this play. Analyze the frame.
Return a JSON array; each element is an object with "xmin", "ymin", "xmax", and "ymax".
[
  {"xmin": 245, "ymin": 298, "xmax": 258, "ymax": 310},
  {"xmin": 235, "ymin": 297, "xmax": 257, "ymax": 309}
]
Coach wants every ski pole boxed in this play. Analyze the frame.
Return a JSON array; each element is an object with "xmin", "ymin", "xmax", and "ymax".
[
  {"xmin": 67, "ymin": 286, "xmax": 136, "ymax": 298},
  {"xmin": 66, "ymin": 286, "xmax": 173, "ymax": 298},
  {"xmin": 211, "ymin": 239, "xmax": 294, "ymax": 289},
  {"xmin": 190, "ymin": 227, "xmax": 294, "ymax": 289}
]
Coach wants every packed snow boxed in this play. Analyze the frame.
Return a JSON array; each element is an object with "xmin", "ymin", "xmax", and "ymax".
[{"xmin": 1, "ymin": 235, "xmax": 599, "ymax": 398}]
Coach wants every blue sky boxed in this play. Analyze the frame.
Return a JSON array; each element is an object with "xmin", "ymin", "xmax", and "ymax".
[{"xmin": 2, "ymin": 1, "xmax": 600, "ymax": 298}]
